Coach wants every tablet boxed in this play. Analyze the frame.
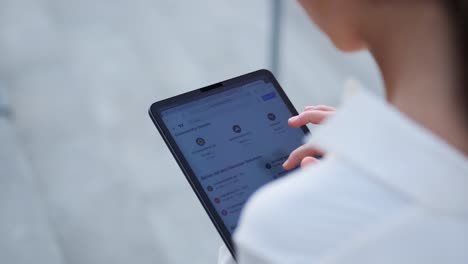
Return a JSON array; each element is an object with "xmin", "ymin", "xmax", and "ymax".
[{"xmin": 148, "ymin": 69, "xmax": 309, "ymax": 257}]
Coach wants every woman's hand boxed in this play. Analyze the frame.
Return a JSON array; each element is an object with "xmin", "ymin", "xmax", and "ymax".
[{"xmin": 282, "ymin": 105, "xmax": 336, "ymax": 170}]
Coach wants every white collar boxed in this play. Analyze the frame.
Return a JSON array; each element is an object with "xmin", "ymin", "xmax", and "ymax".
[{"xmin": 306, "ymin": 79, "xmax": 468, "ymax": 217}]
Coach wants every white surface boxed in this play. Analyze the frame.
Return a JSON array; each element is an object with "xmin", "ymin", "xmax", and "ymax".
[{"xmin": 0, "ymin": 118, "xmax": 64, "ymax": 264}]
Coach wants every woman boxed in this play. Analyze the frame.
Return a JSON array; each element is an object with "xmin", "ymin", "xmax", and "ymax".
[{"xmin": 219, "ymin": 1, "xmax": 467, "ymax": 263}]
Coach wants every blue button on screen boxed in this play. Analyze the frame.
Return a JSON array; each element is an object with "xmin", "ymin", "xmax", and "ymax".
[{"xmin": 261, "ymin": 92, "xmax": 276, "ymax": 101}]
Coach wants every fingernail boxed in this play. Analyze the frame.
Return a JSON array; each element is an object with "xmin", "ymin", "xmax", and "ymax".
[{"xmin": 288, "ymin": 116, "xmax": 297, "ymax": 122}]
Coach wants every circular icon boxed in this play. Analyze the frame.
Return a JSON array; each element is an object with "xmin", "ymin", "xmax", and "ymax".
[
  {"xmin": 196, "ymin": 137, "xmax": 206, "ymax": 146},
  {"xmin": 232, "ymin": 125, "xmax": 242, "ymax": 133},
  {"xmin": 207, "ymin": 185, "xmax": 213, "ymax": 192},
  {"xmin": 214, "ymin": 197, "xmax": 221, "ymax": 204},
  {"xmin": 265, "ymin": 163, "xmax": 272, "ymax": 169},
  {"xmin": 267, "ymin": 113, "xmax": 276, "ymax": 121},
  {"xmin": 221, "ymin": 209, "xmax": 228, "ymax": 216}
]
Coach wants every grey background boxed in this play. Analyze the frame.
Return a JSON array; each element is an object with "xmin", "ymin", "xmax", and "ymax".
[{"xmin": 0, "ymin": 0, "xmax": 382, "ymax": 263}]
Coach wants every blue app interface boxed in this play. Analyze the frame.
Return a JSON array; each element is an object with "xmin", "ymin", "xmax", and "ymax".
[{"xmin": 160, "ymin": 80, "xmax": 306, "ymax": 233}]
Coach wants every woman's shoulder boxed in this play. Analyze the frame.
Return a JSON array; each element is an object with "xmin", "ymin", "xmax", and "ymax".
[{"xmin": 233, "ymin": 156, "xmax": 407, "ymax": 262}]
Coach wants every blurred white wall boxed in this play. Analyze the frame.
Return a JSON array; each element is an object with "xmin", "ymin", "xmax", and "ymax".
[{"xmin": 0, "ymin": 1, "xmax": 382, "ymax": 264}]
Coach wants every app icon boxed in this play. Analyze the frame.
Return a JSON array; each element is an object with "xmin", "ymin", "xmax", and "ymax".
[
  {"xmin": 221, "ymin": 209, "xmax": 228, "ymax": 216},
  {"xmin": 214, "ymin": 197, "xmax": 221, "ymax": 204},
  {"xmin": 196, "ymin": 137, "xmax": 206, "ymax": 146},
  {"xmin": 267, "ymin": 113, "xmax": 276, "ymax": 121},
  {"xmin": 207, "ymin": 185, "xmax": 213, "ymax": 192},
  {"xmin": 232, "ymin": 125, "xmax": 242, "ymax": 133}
]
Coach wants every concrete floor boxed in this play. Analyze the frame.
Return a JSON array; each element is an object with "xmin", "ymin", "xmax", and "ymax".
[{"xmin": 0, "ymin": 0, "xmax": 382, "ymax": 263}]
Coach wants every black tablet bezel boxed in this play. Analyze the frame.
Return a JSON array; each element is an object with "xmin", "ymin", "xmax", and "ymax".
[{"xmin": 148, "ymin": 69, "xmax": 309, "ymax": 258}]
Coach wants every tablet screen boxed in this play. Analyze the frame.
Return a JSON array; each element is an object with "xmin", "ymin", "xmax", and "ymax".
[{"xmin": 159, "ymin": 79, "xmax": 306, "ymax": 233}]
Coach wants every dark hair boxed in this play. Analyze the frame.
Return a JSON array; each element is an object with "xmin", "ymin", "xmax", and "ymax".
[{"xmin": 443, "ymin": 1, "xmax": 468, "ymax": 119}]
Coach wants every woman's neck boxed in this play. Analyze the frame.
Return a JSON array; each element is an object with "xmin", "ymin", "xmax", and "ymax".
[{"xmin": 363, "ymin": 3, "xmax": 468, "ymax": 155}]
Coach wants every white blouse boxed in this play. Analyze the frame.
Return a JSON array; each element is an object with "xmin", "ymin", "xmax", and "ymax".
[{"xmin": 218, "ymin": 80, "xmax": 468, "ymax": 264}]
